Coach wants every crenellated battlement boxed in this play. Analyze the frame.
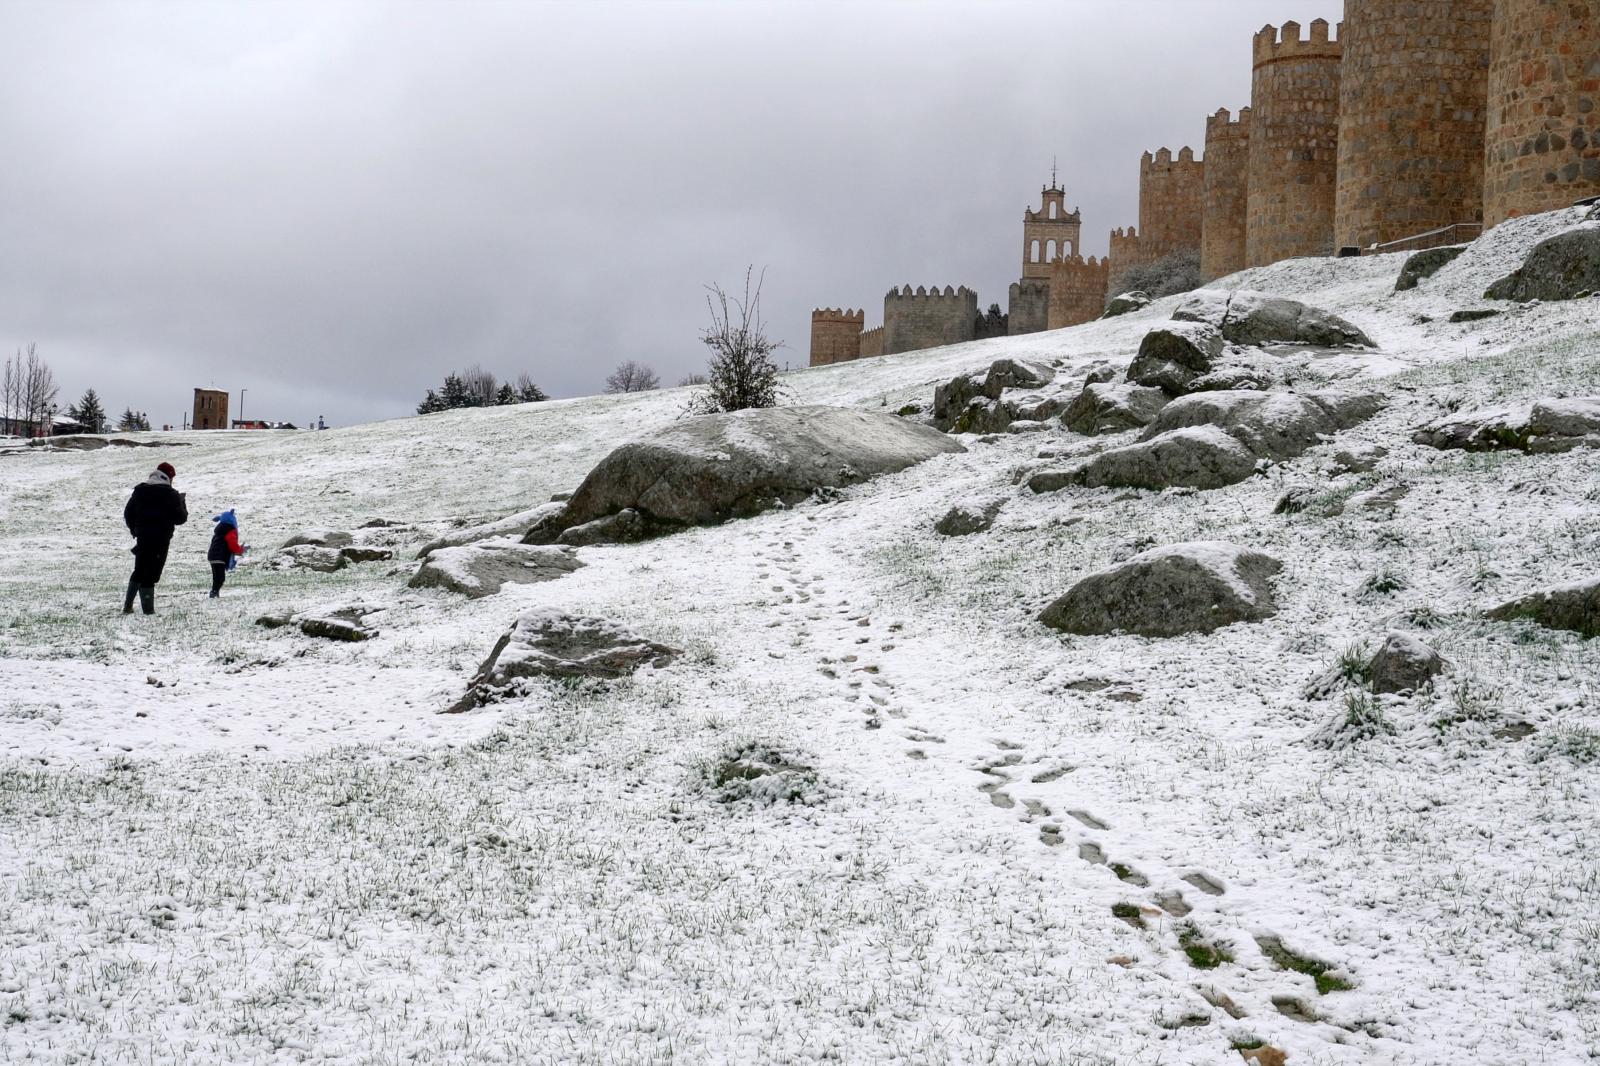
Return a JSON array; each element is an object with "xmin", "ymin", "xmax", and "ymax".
[
  {"xmin": 1142, "ymin": 146, "xmax": 1202, "ymax": 173},
  {"xmin": 1046, "ymin": 255, "xmax": 1111, "ymax": 329},
  {"xmin": 886, "ymin": 284, "xmax": 976, "ymax": 302},
  {"xmin": 1110, "ymin": 226, "xmax": 1138, "ymax": 240},
  {"xmin": 1253, "ymin": 19, "xmax": 1343, "ymax": 65},
  {"xmin": 1207, "ymin": 107, "xmax": 1252, "ymax": 137},
  {"xmin": 811, "ymin": 308, "xmax": 865, "ymax": 323}
]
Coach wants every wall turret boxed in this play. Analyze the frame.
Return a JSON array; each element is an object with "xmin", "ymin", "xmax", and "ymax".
[
  {"xmin": 1047, "ymin": 255, "xmax": 1111, "ymax": 329},
  {"xmin": 883, "ymin": 285, "xmax": 979, "ymax": 355},
  {"xmin": 809, "ymin": 308, "xmax": 866, "ymax": 368},
  {"xmin": 1140, "ymin": 146, "xmax": 1207, "ymax": 262},
  {"xmin": 1336, "ymin": 0, "xmax": 1492, "ymax": 250},
  {"xmin": 1107, "ymin": 225, "xmax": 1143, "ymax": 290},
  {"xmin": 1484, "ymin": 0, "xmax": 1600, "ymax": 226},
  {"xmin": 1203, "ymin": 107, "xmax": 1252, "ymax": 280},
  {"xmin": 1247, "ymin": 18, "xmax": 1344, "ymax": 267},
  {"xmin": 1020, "ymin": 181, "xmax": 1084, "ymax": 281}
]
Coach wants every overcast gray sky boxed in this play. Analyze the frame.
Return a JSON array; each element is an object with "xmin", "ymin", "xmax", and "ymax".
[{"xmin": 0, "ymin": 0, "xmax": 1337, "ymax": 429}]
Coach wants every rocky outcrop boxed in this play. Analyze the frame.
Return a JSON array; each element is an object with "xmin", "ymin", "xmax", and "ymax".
[
  {"xmin": 1394, "ymin": 246, "xmax": 1467, "ymax": 293},
  {"xmin": 1173, "ymin": 290, "xmax": 1374, "ymax": 348},
  {"xmin": 1039, "ymin": 542, "xmax": 1283, "ymax": 637},
  {"xmin": 409, "ymin": 540, "xmax": 584, "ymax": 598},
  {"xmin": 1140, "ymin": 390, "xmax": 1387, "ymax": 462},
  {"xmin": 523, "ymin": 406, "xmax": 964, "ymax": 546},
  {"xmin": 1484, "ymin": 227, "xmax": 1600, "ymax": 302},
  {"xmin": 449, "ymin": 612, "xmax": 682, "ymax": 712},
  {"xmin": 1046, "ymin": 426, "xmax": 1260, "ymax": 492},
  {"xmin": 259, "ymin": 605, "xmax": 380, "ymax": 642},
  {"xmin": 933, "ymin": 359, "xmax": 1058, "ymax": 433},
  {"xmin": 416, "ymin": 502, "xmax": 565, "ymax": 559},
  {"xmin": 281, "ymin": 530, "xmax": 354, "ymax": 549},
  {"xmin": 1486, "ymin": 578, "xmax": 1600, "ymax": 638},
  {"xmin": 1126, "ymin": 323, "xmax": 1227, "ymax": 395},
  {"xmin": 1061, "ymin": 382, "xmax": 1169, "ymax": 436},
  {"xmin": 935, "ymin": 498, "xmax": 1004, "ymax": 537},
  {"xmin": 1103, "ymin": 291, "xmax": 1153, "ymax": 318},
  {"xmin": 1414, "ymin": 398, "xmax": 1600, "ymax": 453},
  {"xmin": 1369, "ymin": 632, "xmax": 1447, "ymax": 694},
  {"xmin": 271, "ymin": 545, "xmax": 348, "ymax": 573}
]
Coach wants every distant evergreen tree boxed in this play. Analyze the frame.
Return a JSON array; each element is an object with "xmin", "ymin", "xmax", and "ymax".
[
  {"xmin": 416, "ymin": 389, "xmax": 445, "ymax": 414},
  {"xmin": 495, "ymin": 382, "xmax": 517, "ymax": 405},
  {"xmin": 514, "ymin": 374, "xmax": 548, "ymax": 402},
  {"xmin": 439, "ymin": 374, "xmax": 471, "ymax": 410},
  {"xmin": 135, "ymin": 411, "xmax": 151, "ymax": 431},
  {"xmin": 118, "ymin": 407, "xmax": 139, "ymax": 431},
  {"xmin": 68, "ymin": 387, "xmax": 106, "ymax": 433}
]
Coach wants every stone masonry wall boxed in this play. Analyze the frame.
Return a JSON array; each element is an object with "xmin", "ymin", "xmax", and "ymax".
[
  {"xmin": 858, "ymin": 327, "xmax": 883, "ymax": 360},
  {"xmin": 1047, "ymin": 256, "xmax": 1110, "ymax": 329},
  {"xmin": 1107, "ymin": 226, "xmax": 1144, "ymax": 291},
  {"xmin": 883, "ymin": 286, "xmax": 979, "ymax": 356},
  {"xmin": 1203, "ymin": 107, "xmax": 1252, "ymax": 280},
  {"xmin": 809, "ymin": 309, "xmax": 864, "ymax": 368},
  {"xmin": 1484, "ymin": 0, "xmax": 1600, "ymax": 225},
  {"xmin": 1247, "ymin": 19, "xmax": 1344, "ymax": 267},
  {"xmin": 1337, "ymin": 0, "xmax": 1493, "ymax": 250},
  {"xmin": 1007, "ymin": 279, "xmax": 1051, "ymax": 336},
  {"xmin": 1140, "ymin": 147, "xmax": 1207, "ymax": 261}
]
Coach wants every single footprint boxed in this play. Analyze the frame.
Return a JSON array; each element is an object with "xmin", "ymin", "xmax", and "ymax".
[
  {"xmin": 1068, "ymin": 810, "xmax": 1109, "ymax": 830},
  {"xmin": 1271, "ymin": 996, "xmax": 1318, "ymax": 1023},
  {"xmin": 1022, "ymin": 799, "xmax": 1050, "ymax": 820},
  {"xmin": 989, "ymin": 792, "xmax": 1015, "ymax": 809},
  {"xmin": 1182, "ymin": 872, "xmax": 1226, "ymax": 897},
  {"xmin": 1079, "ymin": 842, "xmax": 1107, "ymax": 866},
  {"xmin": 1155, "ymin": 890, "xmax": 1192, "ymax": 917},
  {"xmin": 1039, "ymin": 824, "xmax": 1064, "ymax": 846},
  {"xmin": 906, "ymin": 749, "xmax": 927, "ymax": 760}
]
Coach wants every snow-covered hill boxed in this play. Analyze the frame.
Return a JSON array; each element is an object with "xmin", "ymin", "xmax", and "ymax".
[{"xmin": 2, "ymin": 207, "xmax": 1598, "ymax": 1065}]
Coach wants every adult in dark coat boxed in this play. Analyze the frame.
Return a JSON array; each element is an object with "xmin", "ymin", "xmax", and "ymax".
[{"xmin": 122, "ymin": 462, "xmax": 188, "ymax": 614}]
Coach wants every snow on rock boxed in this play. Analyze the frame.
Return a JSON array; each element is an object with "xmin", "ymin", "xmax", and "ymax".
[
  {"xmin": 931, "ymin": 358, "xmax": 1058, "ymax": 433},
  {"xmin": 1034, "ymin": 424, "xmax": 1259, "ymax": 492},
  {"xmin": 1484, "ymin": 224, "xmax": 1600, "ymax": 302},
  {"xmin": 450, "ymin": 610, "xmax": 681, "ymax": 711},
  {"xmin": 270, "ymin": 543, "xmax": 347, "ymax": 572},
  {"xmin": 1126, "ymin": 322, "xmax": 1227, "ymax": 395},
  {"xmin": 1061, "ymin": 381, "xmax": 1169, "ymax": 435},
  {"xmin": 1039, "ymin": 540, "xmax": 1283, "ymax": 636},
  {"xmin": 415, "ymin": 501, "xmax": 566, "ymax": 559},
  {"xmin": 1414, "ymin": 397, "xmax": 1600, "ymax": 453},
  {"xmin": 280, "ymin": 529, "xmax": 353, "ymax": 549},
  {"xmin": 1174, "ymin": 289, "xmax": 1375, "ymax": 348},
  {"xmin": 933, "ymin": 497, "xmax": 1004, "ymax": 536},
  {"xmin": 409, "ymin": 538, "xmax": 583, "ymax": 598},
  {"xmin": 1140, "ymin": 389, "xmax": 1388, "ymax": 462},
  {"xmin": 1103, "ymin": 290, "xmax": 1152, "ymax": 317},
  {"xmin": 1486, "ymin": 577, "xmax": 1600, "ymax": 638},
  {"xmin": 1394, "ymin": 245, "xmax": 1468, "ymax": 292},
  {"xmin": 1369, "ymin": 632, "xmax": 1448, "ymax": 695},
  {"xmin": 525, "ymin": 405, "xmax": 964, "ymax": 545}
]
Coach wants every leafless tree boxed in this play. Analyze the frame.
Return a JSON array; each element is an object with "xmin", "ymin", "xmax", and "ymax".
[
  {"xmin": 605, "ymin": 360, "xmax": 661, "ymax": 394},
  {"xmin": 513, "ymin": 373, "xmax": 548, "ymax": 402},
  {"xmin": 678, "ymin": 372, "xmax": 709, "ymax": 387},
  {"xmin": 2, "ymin": 344, "xmax": 57, "ymax": 436},
  {"xmin": 460, "ymin": 364, "xmax": 499, "ymax": 407},
  {"xmin": 687, "ymin": 267, "xmax": 785, "ymax": 414}
]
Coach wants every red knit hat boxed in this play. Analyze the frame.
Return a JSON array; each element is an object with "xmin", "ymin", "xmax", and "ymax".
[{"xmin": 157, "ymin": 462, "xmax": 176, "ymax": 479}]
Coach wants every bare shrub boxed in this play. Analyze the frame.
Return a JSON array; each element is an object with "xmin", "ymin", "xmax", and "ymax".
[
  {"xmin": 687, "ymin": 267, "xmax": 785, "ymax": 416},
  {"xmin": 604, "ymin": 361, "xmax": 661, "ymax": 394}
]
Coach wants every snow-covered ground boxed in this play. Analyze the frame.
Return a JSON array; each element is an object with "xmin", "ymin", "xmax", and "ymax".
[{"xmin": 2, "ymin": 207, "xmax": 1598, "ymax": 1064}]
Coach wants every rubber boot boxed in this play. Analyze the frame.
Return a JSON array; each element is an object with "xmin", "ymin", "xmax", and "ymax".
[
  {"xmin": 138, "ymin": 585, "xmax": 155, "ymax": 616},
  {"xmin": 123, "ymin": 577, "xmax": 138, "ymax": 614}
]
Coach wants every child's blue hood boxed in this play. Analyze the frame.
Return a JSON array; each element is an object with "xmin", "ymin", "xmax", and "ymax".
[{"xmin": 212, "ymin": 509, "xmax": 238, "ymax": 530}]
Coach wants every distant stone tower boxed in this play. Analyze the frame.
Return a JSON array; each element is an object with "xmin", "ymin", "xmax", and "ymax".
[
  {"xmin": 1047, "ymin": 256, "xmax": 1111, "ymax": 329},
  {"xmin": 1484, "ymin": 0, "xmax": 1600, "ymax": 226},
  {"xmin": 1247, "ymin": 19, "xmax": 1344, "ymax": 267},
  {"xmin": 809, "ymin": 309, "xmax": 864, "ymax": 368},
  {"xmin": 1140, "ymin": 147, "xmax": 1207, "ymax": 262},
  {"xmin": 1203, "ymin": 108, "xmax": 1252, "ymax": 280},
  {"xmin": 1011, "ymin": 178, "xmax": 1083, "ymax": 335},
  {"xmin": 1336, "ymin": 0, "xmax": 1493, "ymax": 250},
  {"xmin": 883, "ymin": 286, "xmax": 979, "ymax": 355},
  {"xmin": 1107, "ymin": 225, "xmax": 1143, "ymax": 290}
]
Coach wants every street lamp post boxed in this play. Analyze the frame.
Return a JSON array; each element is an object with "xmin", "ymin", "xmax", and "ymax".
[{"xmin": 239, "ymin": 388, "xmax": 246, "ymax": 428}]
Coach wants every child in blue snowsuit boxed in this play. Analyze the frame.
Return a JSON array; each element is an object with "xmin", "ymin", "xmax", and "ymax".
[{"xmin": 208, "ymin": 510, "xmax": 247, "ymax": 597}]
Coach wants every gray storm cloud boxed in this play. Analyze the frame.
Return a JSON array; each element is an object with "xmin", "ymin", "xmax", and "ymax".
[{"xmin": 0, "ymin": 0, "xmax": 1331, "ymax": 428}]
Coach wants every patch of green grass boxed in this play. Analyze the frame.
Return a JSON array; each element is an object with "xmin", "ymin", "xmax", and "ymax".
[
  {"xmin": 1110, "ymin": 902, "xmax": 1145, "ymax": 928},
  {"xmin": 1257, "ymin": 935, "xmax": 1354, "ymax": 994},
  {"xmin": 1177, "ymin": 923, "xmax": 1232, "ymax": 970}
]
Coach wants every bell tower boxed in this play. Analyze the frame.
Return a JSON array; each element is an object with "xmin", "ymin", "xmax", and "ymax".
[{"xmin": 1012, "ymin": 165, "xmax": 1084, "ymax": 335}]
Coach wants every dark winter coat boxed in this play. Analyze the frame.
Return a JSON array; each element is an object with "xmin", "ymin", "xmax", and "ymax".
[{"xmin": 124, "ymin": 479, "xmax": 188, "ymax": 548}]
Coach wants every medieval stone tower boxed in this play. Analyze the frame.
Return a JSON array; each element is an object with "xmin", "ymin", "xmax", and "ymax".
[
  {"xmin": 1010, "ymin": 180, "xmax": 1083, "ymax": 335},
  {"xmin": 1484, "ymin": 0, "xmax": 1600, "ymax": 225},
  {"xmin": 1107, "ymin": 226, "xmax": 1142, "ymax": 290},
  {"xmin": 1046, "ymin": 256, "xmax": 1110, "ymax": 330},
  {"xmin": 1202, "ymin": 108, "xmax": 1252, "ymax": 280},
  {"xmin": 1140, "ymin": 147, "xmax": 1207, "ymax": 262},
  {"xmin": 883, "ymin": 285, "xmax": 978, "ymax": 356},
  {"xmin": 1336, "ymin": 0, "xmax": 1494, "ymax": 250},
  {"xmin": 808, "ymin": 309, "xmax": 866, "ymax": 368},
  {"xmin": 1247, "ymin": 19, "xmax": 1344, "ymax": 267}
]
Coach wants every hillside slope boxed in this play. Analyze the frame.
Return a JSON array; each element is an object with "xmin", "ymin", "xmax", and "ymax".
[{"xmin": 1, "ymin": 207, "xmax": 1598, "ymax": 1065}]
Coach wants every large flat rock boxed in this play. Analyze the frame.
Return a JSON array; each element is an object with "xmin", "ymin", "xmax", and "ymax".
[
  {"xmin": 409, "ymin": 540, "xmax": 584, "ymax": 598},
  {"xmin": 525, "ymin": 405, "xmax": 964, "ymax": 545},
  {"xmin": 1140, "ymin": 390, "xmax": 1386, "ymax": 462},
  {"xmin": 1486, "ymin": 578, "xmax": 1600, "ymax": 638},
  {"xmin": 1040, "ymin": 542, "xmax": 1283, "ymax": 637},
  {"xmin": 1173, "ymin": 290, "xmax": 1374, "ymax": 348},
  {"xmin": 1414, "ymin": 398, "xmax": 1600, "ymax": 453},
  {"xmin": 1484, "ymin": 226, "xmax": 1600, "ymax": 302},
  {"xmin": 449, "ymin": 611, "xmax": 682, "ymax": 712}
]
